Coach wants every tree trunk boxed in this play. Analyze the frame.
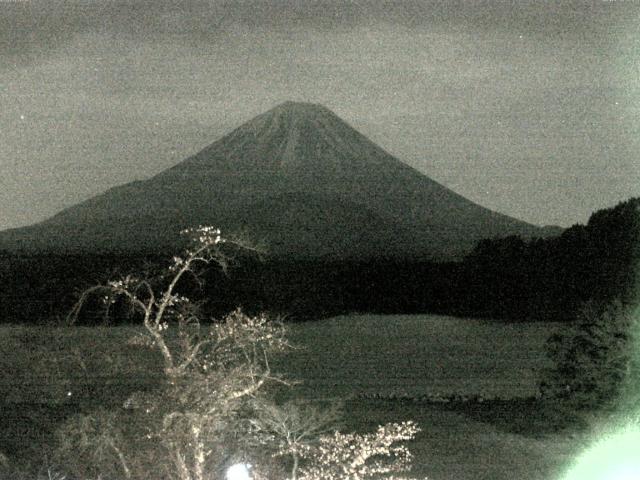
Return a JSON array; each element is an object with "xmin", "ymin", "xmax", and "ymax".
[
  {"xmin": 174, "ymin": 448, "xmax": 192, "ymax": 480},
  {"xmin": 193, "ymin": 445, "xmax": 206, "ymax": 480},
  {"xmin": 291, "ymin": 453, "xmax": 299, "ymax": 480},
  {"xmin": 193, "ymin": 426, "xmax": 206, "ymax": 480},
  {"xmin": 109, "ymin": 440, "xmax": 132, "ymax": 479}
]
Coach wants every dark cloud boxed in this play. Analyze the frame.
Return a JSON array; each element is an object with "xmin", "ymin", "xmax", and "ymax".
[{"xmin": 3, "ymin": 1, "xmax": 637, "ymax": 63}]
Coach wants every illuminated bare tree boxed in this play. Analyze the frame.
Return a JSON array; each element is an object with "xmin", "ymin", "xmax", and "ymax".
[
  {"xmin": 60, "ymin": 226, "xmax": 428, "ymax": 480},
  {"xmin": 66, "ymin": 227, "xmax": 289, "ymax": 480},
  {"xmin": 248, "ymin": 399, "xmax": 343, "ymax": 480},
  {"xmin": 295, "ymin": 421, "xmax": 424, "ymax": 480}
]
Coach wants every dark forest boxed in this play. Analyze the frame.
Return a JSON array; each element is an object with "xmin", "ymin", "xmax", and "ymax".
[{"xmin": 2, "ymin": 198, "xmax": 637, "ymax": 326}]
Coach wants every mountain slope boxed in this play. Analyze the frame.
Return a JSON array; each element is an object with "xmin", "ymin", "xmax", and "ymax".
[{"xmin": 0, "ymin": 101, "xmax": 558, "ymax": 259}]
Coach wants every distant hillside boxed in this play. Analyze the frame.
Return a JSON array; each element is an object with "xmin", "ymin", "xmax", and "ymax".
[{"xmin": 0, "ymin": 101, "xmax": 559, "ymax": 259}]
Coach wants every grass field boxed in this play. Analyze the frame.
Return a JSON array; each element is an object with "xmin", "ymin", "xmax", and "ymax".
[
  {"xmin": 0, "ymin": 314, "xmax": 590, "ymax": 479},
  {"xmin": 276, "ymin": 314, "xmax": 560, "ymax": 399}
]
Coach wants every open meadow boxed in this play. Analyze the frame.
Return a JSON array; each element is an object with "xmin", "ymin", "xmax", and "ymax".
[
  {"xmin": 0, "ymin": 314, "xmax": 590, "ymax": 479},
  {"xmin": 276, "ymin": 314, "xmax": 558, "ymax": 399}
]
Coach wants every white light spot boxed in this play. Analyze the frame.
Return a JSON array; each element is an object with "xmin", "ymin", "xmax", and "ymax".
[
  {"xmin": 563, "ymin": 426, "xmax": 640, "ymax": 480},
  {"xmin": 226, "ymin": 463, "xmax": 252, "ymax": 480}
]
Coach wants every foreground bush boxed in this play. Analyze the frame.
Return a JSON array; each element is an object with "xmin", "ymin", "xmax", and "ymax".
[{"xmin": 539, "ymin": 299, "xmax": 637, "ymax": 410}]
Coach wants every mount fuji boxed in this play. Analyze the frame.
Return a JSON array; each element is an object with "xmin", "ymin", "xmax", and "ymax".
[{"xmin": 0, "ymin": 102, "xmax": 559, "ymax": 259}]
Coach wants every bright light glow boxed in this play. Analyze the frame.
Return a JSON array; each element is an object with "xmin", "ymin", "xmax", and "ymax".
[
  {"xmin": 563, "ymin": 426, "xmax": 640, "ymax": 480},
  {"xmin": 226, "ymin": 463, "xmax": 252, "ymax": 480}
]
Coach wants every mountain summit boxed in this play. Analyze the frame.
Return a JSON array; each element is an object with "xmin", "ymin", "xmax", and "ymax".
[
  {"xmin": 0, "ymin": 102, "xmax": 558, "ymax": 259},
  {"xmin": 164, "ymin": 101, "xmax": 407, "ymax": 174}
]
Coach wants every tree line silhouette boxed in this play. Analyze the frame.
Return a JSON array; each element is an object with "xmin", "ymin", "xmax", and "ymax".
[{"xmin": 1, "ymin": 198, "xmax": 638, "ymax": 324}]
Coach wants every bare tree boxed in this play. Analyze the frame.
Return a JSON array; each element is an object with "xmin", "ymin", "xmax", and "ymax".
[
  {"xmin": 54, "ymin": 408, "xmax": 132, "ymax": 479},
  {"xmin": 65, "ymin": 227, "xmax": 289, "ymax": 480},
  {"xmin": 295, "ymin": 421, "xmax": 424, "ymax": 480},
  {"xmin": 60, "ymin": 226, "xmax": 428, "ymax": 480},
  {"xmin": 248, "ymin": 399, "xmax": 343, "ymax": 480}
]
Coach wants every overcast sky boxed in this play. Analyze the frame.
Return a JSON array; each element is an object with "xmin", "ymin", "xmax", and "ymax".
[{"xmin": 1, "ymin": 0, "xmax": 639, "ymax": 230}]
